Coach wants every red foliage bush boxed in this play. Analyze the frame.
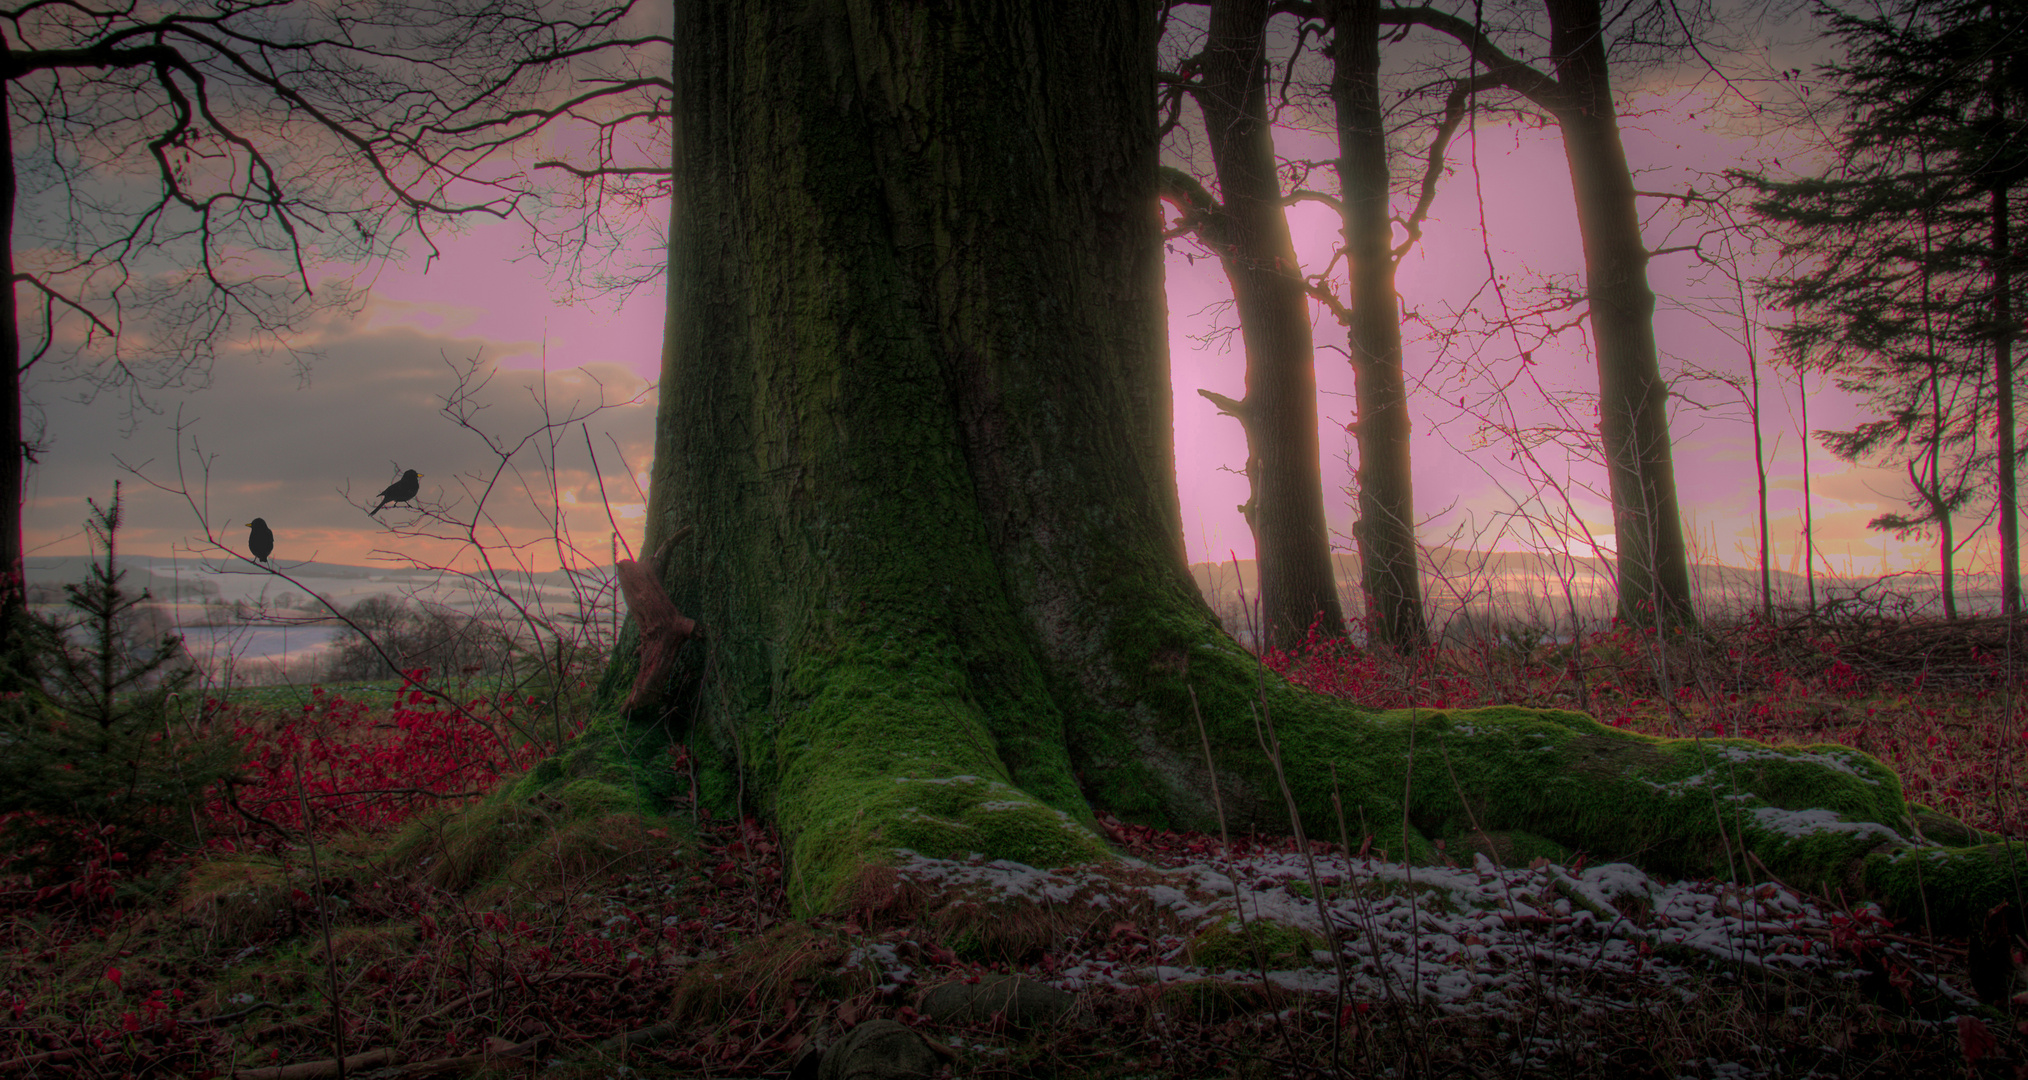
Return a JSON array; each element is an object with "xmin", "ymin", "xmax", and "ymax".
[{"xmin": 208, "ymin": 669, "xmax": 577, "ymax": 838}]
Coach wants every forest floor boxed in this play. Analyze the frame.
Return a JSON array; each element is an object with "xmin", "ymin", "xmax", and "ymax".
[{"xmin": 3, "ymin": 608, "xmax": 2028, "ymax": 1078}]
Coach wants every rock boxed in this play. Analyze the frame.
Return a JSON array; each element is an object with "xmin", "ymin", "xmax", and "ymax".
[
  {"xmin": 916, "ymin": 975, "xmax": 1076, "ymax": 1028},
  {"xmin": 816, "ymin": 1019, "xmax": 940, "ymax": 1080}
]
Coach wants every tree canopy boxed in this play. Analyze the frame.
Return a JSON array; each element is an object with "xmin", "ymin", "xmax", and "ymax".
[{"xmin": 0, "ymin": 0, "xmax": 663, "ymax": 658}]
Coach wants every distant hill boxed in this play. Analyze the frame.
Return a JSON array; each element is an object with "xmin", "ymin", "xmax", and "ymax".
[
  {"xmin": 24, "ymin": 555, "xmax": 598, "ymax": 611},
  {"xmin": 26, "ymin": 555, "xmax": 222, "ymax": 600},
  {"xmin": 27, "ymin": 546, "xmax": 1993, "ymax": 638},
  {"xmin": 1190, "ymin": 546, "xmax": 1793, "ymax": 597},
  {"xmin": 1190, "ymin": 546, "xmax": 1998, "ymax": 640}
]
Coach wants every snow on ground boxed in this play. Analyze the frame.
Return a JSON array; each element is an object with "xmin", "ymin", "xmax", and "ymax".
[{"xmin": 880, "ymin": 847, "xmax": 1980, "ymax": 1025}]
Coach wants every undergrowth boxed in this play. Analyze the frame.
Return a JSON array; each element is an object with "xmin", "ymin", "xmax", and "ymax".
[
  {"xmin": 0, "ymin": 607, "xmax": 2024, "ymax": 1078},
  {"xmin": 1264, "ymin": 609, "xmax": 2028, "ymax": 836}
]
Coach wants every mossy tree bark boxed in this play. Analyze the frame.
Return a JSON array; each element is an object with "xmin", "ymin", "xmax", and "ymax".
[
  {"xmin": 648, "ymin": 0, "xmax": 1185, "ymax": 908},
  {"xmin": 631, "ymin": 0, "xmax": 2023, "ymax": 930}
]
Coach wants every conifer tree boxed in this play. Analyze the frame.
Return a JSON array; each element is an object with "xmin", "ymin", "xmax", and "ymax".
[
  {"xmin": 1747, "ymin": 0, "xmax": 2028, "ymax": 614},
  {"xmin": 0, "ymin": 485, "xmax": 236, "ymax": 881}
]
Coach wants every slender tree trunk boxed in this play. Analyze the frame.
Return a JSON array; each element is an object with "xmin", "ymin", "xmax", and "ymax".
[
  {"xmin": 1916, "ymin": 156, "xmax": 1960, "ymax": 622},
  {"xmin": 1991, "ymin": 180, "xmax": 2020, "ymax": 616},
  {"xmin": 0, "ymin": 74, "xmax": 26, "ymax": 673},
  {"xmin": 1990, "ymin": 13, "xmax": 2023, "ymax": 618},
  {"xmin": 1801, "ymin": 368, "xmax": 1818, "ymax": 611},
  {"xmin": 1380, "ymin": 0, "xmax": 1695, "ymax": 627},
  {"xmin": 1545, "ymin": 0, "xmax": 1694, "ymax": 628},
  {"xmin": 1329, "ymin": 0, "xmax": 1429, "ymax": 653},
  {"xmin": 1193, "ymin": 0, "xmax": 1346, "ymax": 650},
  {"xmin": 1924, "ymin": 367, "xmax": 1959, "ymax": 619},
  {"xmin": 1938, "ymin": 488, "xmax": 1959, "ymax": 619},
  {"xmin": 1735, "ymin": 269, "xmax": 1772, "ymax": 622},
  {"xmin": 1746, "ymin": 298, "xmax": 1771, "ymax": 623}
]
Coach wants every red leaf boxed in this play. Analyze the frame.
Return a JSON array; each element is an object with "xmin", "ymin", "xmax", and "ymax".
[{"xmin": 1960, "ymin": 1014, "xmax": 1997, "ymax": 1065}]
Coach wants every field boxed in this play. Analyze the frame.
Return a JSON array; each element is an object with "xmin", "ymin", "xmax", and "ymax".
[{"xmin": 2, "ymin": 604, "xmax": 2026, "ymax": 1079}]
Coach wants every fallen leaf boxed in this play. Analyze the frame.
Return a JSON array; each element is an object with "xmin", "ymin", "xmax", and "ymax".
[{"xmin": 1960, "ymin": 1015, "xmax": 1997, "ymax": 1066}]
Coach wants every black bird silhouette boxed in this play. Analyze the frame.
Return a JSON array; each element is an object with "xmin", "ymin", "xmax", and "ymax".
[
  {"xmin": 246, "ymin": 518, "xmax": 274, "ymax": 563},
  {"xmin": 369, "ymin": 469, "xmax": 423, "ymax": 516}
]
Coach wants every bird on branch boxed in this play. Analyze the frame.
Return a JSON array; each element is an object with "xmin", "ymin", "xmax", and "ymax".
[
  {"xmin": 246, "ymin": 518, "xmax": 274, "ymax": 563},
  {"xmin": 369, "ymin": 469, "xmax": 422, "ymax": 517}
]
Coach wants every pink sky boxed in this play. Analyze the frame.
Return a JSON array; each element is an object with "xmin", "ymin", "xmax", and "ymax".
[
  {"xmin": 1167, "ymin": 113, "xmax": 1942, "ymax": 583},
  {"xmin": 19, "ymin": 101, "xmax": 1980, "ymax": 593}
]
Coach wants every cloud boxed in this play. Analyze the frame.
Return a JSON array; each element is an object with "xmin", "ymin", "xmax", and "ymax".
[{"xmin": 24, "ymin": 313, "xmax": 656, "ymax": 571}]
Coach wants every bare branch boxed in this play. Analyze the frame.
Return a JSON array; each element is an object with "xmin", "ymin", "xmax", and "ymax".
[
  {"xmin": 534, "ymin": 160, "xmax": 670, "ymax": 179},
  {"xmin": 1377, "ymin": 6, "xmax": 1571, "ymax": 115},
  {"xmin": 1283, "ymin": 188, "xmax": 1343, "ymax": 215}
]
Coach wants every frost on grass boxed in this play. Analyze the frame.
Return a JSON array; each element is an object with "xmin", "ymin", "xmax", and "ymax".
[{"xmin": 881, "ymin": 846, "xmax": 1981, "ymax": 1023}]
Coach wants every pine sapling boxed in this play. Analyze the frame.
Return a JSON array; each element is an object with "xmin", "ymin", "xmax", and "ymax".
[{"xmin": 0, "ymin": 484, "xmax": 238, "ymax": 885}]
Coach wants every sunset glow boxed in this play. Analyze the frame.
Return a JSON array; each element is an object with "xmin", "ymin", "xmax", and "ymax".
[{"xmin": 17, "ymin": 89, "xmax": 1990, "ymax": 596}]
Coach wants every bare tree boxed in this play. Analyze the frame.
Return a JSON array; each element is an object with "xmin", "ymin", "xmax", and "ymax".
[
  {"xmin": 0, "ymin": 0, "xmax": 662, "ymax": 666},
  {"xmin": 122, "ymin": 350, "xmax": 648, "ymax": 764},
  {"xmin": 1320, "ymin": 0, "xmax": 1438, "ymax": 653},
  {"xmin": 1377, "ymin": 0, "xmax": 1700, "ymax": 627},
  {"xmin": 1746, "ymin": 1, "xmax": 2024, "ymax": 617},
  {"xmin": 1159, "ymin": 0, "xmax": 1348, "ymax": 651},
  {"xmin": 1655, "ymin": 188, "xmax": 1788, "ymax": 621},
  {"xmin": 1160, "ymin": 0, "xmax": 1482, "ymax": 655}
]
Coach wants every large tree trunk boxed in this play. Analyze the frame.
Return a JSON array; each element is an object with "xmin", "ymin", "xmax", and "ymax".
[
  {"xmin": 650, "ymin": 0, "xmax": 1187, "ymax": 905},
  {"xmin": 1544, "ymin": 0, "xmax": 1695, "ymax": 628},
  {"xmin": 1192, "ymin": 0, "xmax": 1347, "ymax": 650},
  {"xmin": 628, "ymin": 0, "xmax": 2020, "ymax": 931},
  {"xmin": 1329, "ymin": 0, "xmax": 1430, "ymax": 653}
]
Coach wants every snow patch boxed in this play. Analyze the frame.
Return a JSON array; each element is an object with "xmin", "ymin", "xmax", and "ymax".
[
  {"xmin": 1749, "ymin": 806, "xmax": 1906, "ymax": 845},
  {"xmin": 1713, "ymin": 742, "xmax": 1879, "ymax": 782},
  {"xmin": 839, "ymin": 940, "xmax": 915, "ymax": 993},
  {"xmin": 885, "ymin": 842, "xmax": 1974, "ymax": 1037}
]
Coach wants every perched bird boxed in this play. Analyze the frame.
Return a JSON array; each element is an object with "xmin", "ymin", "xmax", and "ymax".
[
  {"xmin": 246, "ymin": 518, "xmax": 274, "ymax": 563},
  {"xmin": 369, "ymin": 469, "xmax": 423, "ymax": 516}
]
